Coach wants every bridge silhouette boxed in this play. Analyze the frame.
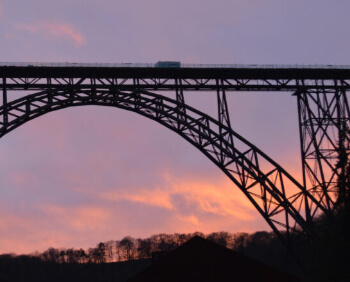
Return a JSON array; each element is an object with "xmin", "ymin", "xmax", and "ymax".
[{"xmin": 1, "ymin": 62, "xmax": 349, "ymax": 255}]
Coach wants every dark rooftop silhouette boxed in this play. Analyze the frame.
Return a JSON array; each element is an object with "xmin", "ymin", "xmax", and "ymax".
[{"xmin": 128, "ymin": 235, "xmax": 300, "ymax": 282}]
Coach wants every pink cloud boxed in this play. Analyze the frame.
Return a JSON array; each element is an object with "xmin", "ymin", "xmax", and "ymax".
[
  {"xmin": 0, "ymin": 218, "xmax": 70, "ymax": 254},
  {"xmin": 0, "ymin": 203, "xmax": 116, "ymax": 254},
  {"xmin": 39, "ymin": 204, "xmax": 111, "ymax": 232},
  {"xmin": 15, "ymin": 21, "xmax": 86, "ymax": 47},
  {"xmin": 100, "ymin": 189, "xmax": 174, "ymax": 210}
]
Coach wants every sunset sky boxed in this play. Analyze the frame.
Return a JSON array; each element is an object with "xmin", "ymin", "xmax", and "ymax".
[{"xmin": 0, "ymin": 0, "xmax": 350, "ymax": 254}]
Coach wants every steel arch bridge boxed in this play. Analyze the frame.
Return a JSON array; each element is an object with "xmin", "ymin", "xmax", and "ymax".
[{"xmin": 0, "ymin": 63, "xmax": 349, "ymax": 253}]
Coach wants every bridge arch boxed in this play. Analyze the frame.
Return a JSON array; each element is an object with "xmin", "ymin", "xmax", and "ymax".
[{"xmin": 0, "ymin": 87, "xmax": 327, "ymax": 249}]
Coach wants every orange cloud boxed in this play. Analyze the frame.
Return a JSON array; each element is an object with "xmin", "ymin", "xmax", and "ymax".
[
  {"xmin": 100, "ymin": 176, "xmax": 257, "ymax": 221},
  {"xmin": 169, "ymin": 178, "xmax": 256, "ymax": 221},
  {"xmin": 15, "ymin": 21, "xmax": 86, "ymax": 47},
  {"xmin": 100, "ymin": 189, "xmax": 174, "ymax": 210},
  {"xmin": 177, "ymin": 214, "xmax": 200, "ymax": 226}
]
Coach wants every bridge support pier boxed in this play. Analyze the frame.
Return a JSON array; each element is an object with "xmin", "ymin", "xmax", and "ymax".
[{"xmin": 296, "ymin": 84, "xmax": 350, "ymax": 220}]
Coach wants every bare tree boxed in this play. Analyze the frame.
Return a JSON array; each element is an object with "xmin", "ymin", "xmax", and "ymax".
[
  {"xmin": 233, "ymin": 232, "xmax": 250, "ymax": 253},
  {"xmin": 41, "ymin": 248, "xmax": 60, "ymax": 263},
  {"xmin": 137, "ymin": 238, "xmax": 152, "ymax": 259},
  {"xmin": 105, "ymin": 241, "xmax": 115, "ymax": 262},
  {"xmin": 115, "ymin": 240, "xmax": 122, "ymax": 261},
  {"xmin": 119, "ymin": 236, "xmax": 135, "ymax": 261}
]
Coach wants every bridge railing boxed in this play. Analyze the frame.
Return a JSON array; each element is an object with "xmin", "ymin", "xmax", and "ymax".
[{"xmin": 1, "ymin": 62, "xmax": 350, "ymax": 69}]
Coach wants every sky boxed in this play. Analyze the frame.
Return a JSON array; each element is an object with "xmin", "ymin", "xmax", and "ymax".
[{"xmin": 0, "ymin": 0, "xmax": 350, "ymax": 254}]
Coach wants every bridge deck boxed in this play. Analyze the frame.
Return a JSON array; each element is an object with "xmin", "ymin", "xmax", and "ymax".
[
  {"xmin": 1, "ymin": 63, "xmax": 350, "ymax": 80},
  {"xmin": 1, "ymin": 63, "xmax": 350, "ymax": 91}
]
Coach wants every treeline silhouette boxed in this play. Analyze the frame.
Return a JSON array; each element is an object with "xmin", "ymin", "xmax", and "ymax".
[
  {"xmin": 0, "ymin": 230, "xmax": 300, "ymax": 281},
  {"xmin": 1, "ymin": 217, "xmax": 349, "ymax": 281},
  {"xmin": 1, "ymin": 230, "xmax": 287, "ymax": 264}
]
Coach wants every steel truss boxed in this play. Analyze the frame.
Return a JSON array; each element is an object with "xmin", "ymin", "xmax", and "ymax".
[
  {"xmin": 2, "ymin": 76, "xmax": 350, "ymax": 92},
  {"xmin": 0, "ymin": 66, "xmax": 350, "ymax": 254},
  {"xmin": 296, "ymin": 84, "xmax": 350, "ymax": 221}
]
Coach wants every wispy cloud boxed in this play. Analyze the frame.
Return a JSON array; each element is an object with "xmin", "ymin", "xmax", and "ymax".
[
  {"xmin": 100, "ymin": 176, "xmax": 256, "ymax": 221},
  {"xmin": 168, "ymin": 178, "xmax": 256, "ymax": 220},
  {"xmin": 177, "ymin": 214, "xmax": 200, "ymax": 226},
  {"xmin": 100, "ymin": 189, "xmax": 174, "ymax": 210},
  {"xmin": 15, "ymin": 21, "xmax": 86, "ymax": 47}
]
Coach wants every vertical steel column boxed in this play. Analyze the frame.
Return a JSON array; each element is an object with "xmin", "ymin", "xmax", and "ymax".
[
  {"xmin": 216, "ymin": 79, "xmax": 234, "ymax": 164},
  {"xmin": 47, "ymin": 78, "xmax": 53, "ymax": 109},
  {"xmin": 296, "ymin": 91, "xmax": 311, "ymax": 222},
  {"xmin": 69, "ymin": 78, "xmax": 75, "ymax": 103},
  {"xmin": 2, "ymin": 78, "xmax": 8, "ymax": 129},
  {"xmin": 175, "ymin": 79, "xmax": 186, "ymax": 130},
  {"xmin": 296, "ymin": 83, "xmax": 350, "ymax": 218},
  {"xmin": 91, "ymin": 78, "xmax": 97, "ymax": 101},
  {"xmin": 132, "ymin": 78, "xmax": 141, "ymax": 110}
]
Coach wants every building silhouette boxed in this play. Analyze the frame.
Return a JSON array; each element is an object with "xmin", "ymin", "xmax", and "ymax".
[{"xmin": 128, "ymin": 235, "xmax": 299, "ymax": 282}]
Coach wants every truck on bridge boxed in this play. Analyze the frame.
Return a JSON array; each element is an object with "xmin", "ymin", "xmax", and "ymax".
[{"xmin": 155, "ymin": 61, "xmax": 181, "ymax": 68}]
